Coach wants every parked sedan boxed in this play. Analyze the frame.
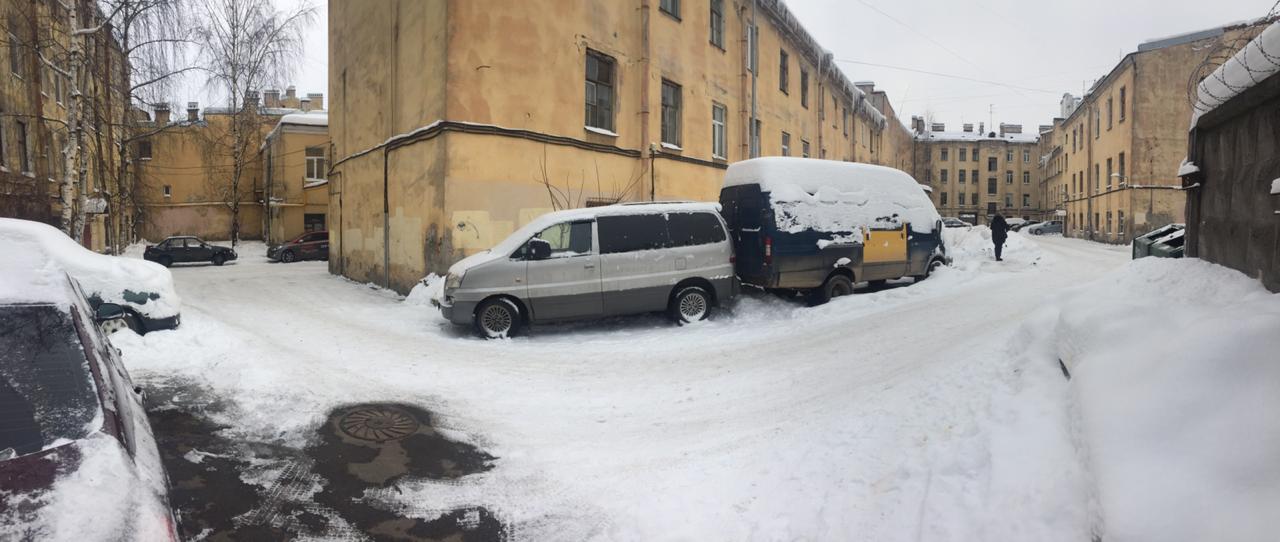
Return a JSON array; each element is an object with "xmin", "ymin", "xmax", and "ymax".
[
  {"xmin": 267, "ymin": 231, "xmax": 329, "ymax": 263},
  {"xmin": 0, "ymin": 218, "xmax": 181, "ymax": 334},
  {"xmin": 144, "ymin": 236, "xmax": 237, "ymax": 267},
  {"xmin": 1025, "ymin": 220, "xmax": 1063, "ymax": 235},
  {"xmin": 0, "ymin": 266, "xmax": 179, "ymax": 541},
  {"xmin": 941, "ymin": 217, "xmax": 972, "ymax": 228},
  {"xmin": 1010, "ymin": 220, "xmax": 1041, "ymax": 232}
]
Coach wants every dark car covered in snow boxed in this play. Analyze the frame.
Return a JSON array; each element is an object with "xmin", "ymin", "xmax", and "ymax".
[
  {"xmin": 0, "ymin": 263, "xmax": 179, "ymax": 540},
  {"xmin": 267, "ymin": 231, "xmax": 329, "ymax": 263},
  {"xmin": 144, "ymin": 236, "xmax": 237, "ymax": 267},
  {"xmin": 0, "ymin": 218, "xmax": 181, "ymax": 334}
]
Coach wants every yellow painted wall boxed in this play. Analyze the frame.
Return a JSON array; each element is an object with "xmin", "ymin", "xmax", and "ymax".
[{"xmin": 262, "ymin": 123, "xmax": 328, "ymax": 243}]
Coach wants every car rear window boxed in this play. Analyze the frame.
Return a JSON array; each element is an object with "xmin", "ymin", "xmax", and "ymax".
[
  {"xmin": 0, "ymin": 305, "xmax": 99, "ymax": 457},
  {"xmin": 599, "ymin": 214, "xmax": 671, "ymax": 254},
  {"xmin": 667, "ymin": 212, "xmax": 727, "ymax": 247}
]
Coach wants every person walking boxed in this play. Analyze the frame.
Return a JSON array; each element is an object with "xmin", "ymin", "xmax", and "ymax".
[{"xmin": 990, "ymin": 213, "xmax": 1009, "ymax": 261}]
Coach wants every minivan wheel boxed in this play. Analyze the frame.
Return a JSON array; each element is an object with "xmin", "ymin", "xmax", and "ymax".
[
  {"xmin": 475, "ymin": 298, "xmax": 521, "ymax": 339},
  {"xmin": 670, "ymin": 286, "xmax": 712, "ymax": 324},
  {"xmin": 810, "ymin": 274, "xmax": 854, "ymax": 305}
]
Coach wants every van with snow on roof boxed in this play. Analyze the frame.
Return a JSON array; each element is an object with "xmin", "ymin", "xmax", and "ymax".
[
  {"xmin": 432, "ymin": 202, "xmax": 737, "ymax": 338},
  {"xmin": 719, "ymin": 157, "xmax": 948, "ymax": 304}
]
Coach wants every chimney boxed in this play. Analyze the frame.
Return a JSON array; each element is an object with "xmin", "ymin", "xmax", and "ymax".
[
  {"xmin": 930, "ymin": 122, "xmax": 945, "ymax": 132},
  {"xmin": 285, "ymin": 85, "xmax": 297, "ymax": 99},
  {"xmin": 264, "ymin": 89, "xmax": 281, "ymax": 108},
  {"xmin": 243, "ymin": 90, "xmax": 260, "ymax": 109},
  {"xmin": 300, "ymin": 97, "xmax": 311, "ymax": 112},
  {"xmin": 186, "ymin": 102, "xmax": 199, "ymax": 122},
  {"xmin": 978, "ymin": 122, "xmax": 985, "ymax": 135},
  {"xmin": 911, "ymin": 116, "xmax": 925, "ymax": 134},
  {"xmin": 962, "ymin": 123, "xmax": 973, "ymax": 133},
  {"xmin": 999, "ymin": 123, "xmax": 1022, "ymax": 135},
  {"xmin": 306, "ymin": 93, "xmax": 324, "ymax": 111},
  {"xmin": 153, "ymin": 103, "xmax": 171, "ymax": 125}
]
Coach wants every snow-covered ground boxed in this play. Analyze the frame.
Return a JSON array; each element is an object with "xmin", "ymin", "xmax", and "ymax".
[{"xmin": 113, "ymin": 231, "xmax": 1147, "ymax": 540}]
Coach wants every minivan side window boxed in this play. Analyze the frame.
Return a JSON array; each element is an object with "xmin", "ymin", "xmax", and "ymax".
[
  {"xmin": 667, "ymin": 212, "xmax": 726, "ymax": 246},
  {"xmin": 599, "ymin": 214, "xmax": 670, "ymax": 254},
  {"xmin": 533, "ymin": 220, "xmax": 594, "ymax": 258}
]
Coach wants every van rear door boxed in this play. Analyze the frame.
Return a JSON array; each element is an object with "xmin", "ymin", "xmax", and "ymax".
[
  {"xmin": 719, "ymin": 185, "xmax": 767, "ymax": 280},
  {"xmin": 862, "ymin": 221, "xmax": 909, "ymax": 280}
]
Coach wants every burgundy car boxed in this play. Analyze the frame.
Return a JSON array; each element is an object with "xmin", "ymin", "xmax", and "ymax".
[{"xmin": 0, "ymin": 269, "xmax": 178, "ymax": 540}]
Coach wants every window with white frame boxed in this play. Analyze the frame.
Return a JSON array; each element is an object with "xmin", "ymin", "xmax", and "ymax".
[
  {"xmin": 711, "ymin": 102, "xmax": 727, "ymax": 159},
  {"xmin": 781, "ymin": 131, "xmax": 790, "ymax": 156},
  {"xmin": 305, "ymin": 146, "xmax": 326, "ymax": 180}
]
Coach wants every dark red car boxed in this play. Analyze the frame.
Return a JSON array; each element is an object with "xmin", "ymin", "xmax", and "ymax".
[
  {"xmin": 0, "ymin": 270, "xmax": 178, "ymax": 540},
  {"xmin": 267, "ymin": 230, "xmax": 329, "ymax": 263}
]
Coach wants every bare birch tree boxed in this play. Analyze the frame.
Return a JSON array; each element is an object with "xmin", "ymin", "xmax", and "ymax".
[{"xmin": 193, "ymin": 0, "xmax": 313, "ymax": 246}]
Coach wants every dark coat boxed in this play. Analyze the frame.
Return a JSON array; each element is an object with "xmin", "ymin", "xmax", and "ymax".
[{"xmin": 990, "ymin": 215, "xmax": 1010, "ymax": 240}]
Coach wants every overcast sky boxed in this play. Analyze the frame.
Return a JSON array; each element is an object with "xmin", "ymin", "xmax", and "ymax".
[{"xmin": 195, "ymin": 0, "xmax": 1272, "ymax": 131}]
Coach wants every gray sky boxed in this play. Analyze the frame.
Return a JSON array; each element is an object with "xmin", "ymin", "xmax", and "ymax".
[
  {"xmin": 196, "ymin": 0, "xmax": 1272, "ymax": 130},
  {"xmin": 785, "ymin": 0, "xmax": 1274, "ymax": 131}
]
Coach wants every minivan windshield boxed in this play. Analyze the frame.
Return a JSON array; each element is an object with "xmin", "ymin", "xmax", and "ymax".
[{"xmin": 0, "ymin": 304, "xmax": 99, "ymax": 457}]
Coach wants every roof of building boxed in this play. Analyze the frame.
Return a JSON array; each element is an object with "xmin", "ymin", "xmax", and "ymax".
[{"xmin": 915, "ymin": 130, "xmax": 1039, "ymax": 144}]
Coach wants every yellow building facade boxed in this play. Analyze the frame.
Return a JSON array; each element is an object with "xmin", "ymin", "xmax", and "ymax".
[
  {"xmin": 1044, "ymin": 20, "xmax": 1269, "ymax": 244},
  {"xmin": 911, "ymin": 121, "xmax": 1044, "ymax": 225},
  {"xmin": 261, "ymin": 111, "xmax": 329, "ymax": 244},
  {"xmin": 329, "ymin": 0, "xmax": 906, "ymax": 292}
]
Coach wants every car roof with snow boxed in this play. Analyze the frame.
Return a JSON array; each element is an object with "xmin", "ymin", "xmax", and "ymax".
[
  {"xmin": 0, "ymin": 239, "xmax": 78, "ymax": 308},
  {"xmin": 489, "ymin": 202, "xmax": 723, "ymax": 256}
]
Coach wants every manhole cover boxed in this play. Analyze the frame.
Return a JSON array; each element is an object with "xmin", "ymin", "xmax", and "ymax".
[{"xmin": 338, "ymin": 406, "xmax": 420, "ymax": 442}]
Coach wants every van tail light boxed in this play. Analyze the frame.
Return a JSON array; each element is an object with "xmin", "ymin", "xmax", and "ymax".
[{"xmin": 763, "ymin": 236, "xmax": 773, "ymax": 265}]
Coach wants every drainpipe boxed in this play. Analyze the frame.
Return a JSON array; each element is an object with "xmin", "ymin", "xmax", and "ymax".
[
  {"xmin": 750, "ymin": 0, "xmax": 758, "ymax": 158},
  {"xmin": 640, "ymin": 0, "xmax": 653, "ymax": 200},
  {"xmin": 383, "ymin": 147, "xmax": 390, "ymax": 289}
]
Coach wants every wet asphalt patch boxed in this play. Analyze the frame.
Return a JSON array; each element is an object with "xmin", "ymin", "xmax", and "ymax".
[{"xmin": 145, "ymin": 384, "xmax": 502, "ymax": 540}]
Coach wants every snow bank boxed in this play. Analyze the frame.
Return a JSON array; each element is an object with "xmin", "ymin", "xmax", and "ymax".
[
  {"xmin": 405, "ymin": 274, "xmax": 444, "ymax": 306},
  {"xmin": 1271, "ymin": 178, "xmax": 1280, "ymax": 195},
  {"xmin": 1044, "ymin": 258, "xmax": 1280, "ymax": 541},
  {"xmin": 724, "ymin": 157, "xmax": 940, "ymax": 234},
  {"xmin": 0, "ymin": 219, "xmax": 180, "ymax": 318},
  {"xmin": 942, "ymin": 226, "xmax": 1044, "ymax": 271},
  {"xmin": 1190, "ymin": 21, "xmax": 1280, "ymax": 128},
  {"xmin": 1177, "ymin": 158, "xmax": 1200, "ymax": 176}
]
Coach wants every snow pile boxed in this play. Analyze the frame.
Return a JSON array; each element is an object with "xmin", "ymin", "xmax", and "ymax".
[
  {"xmin": 1190, "ymin": 21, "xmax": 1280, "ymax": 128},
  {"xmin": 404, "ymin": 273, "xmax": 444, "ymax": 306},
  {"xmin": 942, "ymin": 226, "xmax": 1044, "ymax": 270},
  {"xmin": 724, "ymin": 157, "xmax": 940, "ymax": 234},
  {"xmin": 278, "ymin": 110, "xmax": 328, "ymax": 127},
  {"xmin": 1271, "ymin": 178, "xmax": 1280, "ymax": 195},
  {"xmin": 1177, "ymin": 158, "xmax": 1200, "ymax": 176},
  {"xmin": 0, "ymin": 219, "xmax": 180, "ymax": 318},
  {"xmin": 1037, "ymin": 257, "xmax": 1280, "ymax": 541}
]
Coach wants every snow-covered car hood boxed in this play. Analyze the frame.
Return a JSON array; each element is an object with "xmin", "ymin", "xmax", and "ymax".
[
  {"xmin": 0, "ymin": 218, "xmax": 181, "ymax": 319},
  {"xmin": 448, "ymin": 249, "xmax": 504, "ymax": 277}
]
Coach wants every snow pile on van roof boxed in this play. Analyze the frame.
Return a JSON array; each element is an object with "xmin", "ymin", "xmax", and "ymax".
[
  {"xmin": 723, "ymin": 157, "xmax": 940, "ymax": 234},
  {"xmin": 0, "ymin": 219, "xmax": 180, "ymax": 318}
]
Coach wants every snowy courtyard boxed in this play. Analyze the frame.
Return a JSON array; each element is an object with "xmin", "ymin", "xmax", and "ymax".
[{"xmin": 106, "ymin": 232, "xmax": 1149, "ymax": 540}]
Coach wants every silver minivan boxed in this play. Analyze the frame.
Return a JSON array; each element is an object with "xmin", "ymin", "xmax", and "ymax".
[{"xmin": 435, "ymin": 202, "xmax": 737, "ymax": 338}]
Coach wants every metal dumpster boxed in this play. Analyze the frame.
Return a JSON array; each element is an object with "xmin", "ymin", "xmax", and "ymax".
[
  {"xmin": 1133, "ymin": 224, "xmax": 1184, "ymax": 259},
  {"xmin": 1149, "ymin": 228, "xmax": 1186, "ymax": 258}
]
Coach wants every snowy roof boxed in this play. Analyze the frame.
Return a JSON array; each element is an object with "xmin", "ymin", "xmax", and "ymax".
[
  {"xmin": 1190, "ymin": 21, "xmax": 1280, "ymax": 129},
  {"xmin": 914, "ymin": 130, "xmax": 1039, "ymax": 144},
  {"xmin": 279, "ymin": 111, "xmax": 328, "ymax": 127},
  {"xmin": 0, "ymin": 237, "xmax": 77, "ymax": 306}
]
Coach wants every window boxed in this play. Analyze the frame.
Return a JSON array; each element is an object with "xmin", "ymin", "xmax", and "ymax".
[
  {"xmin": 1095, "ymin": 213, "xmax": 1100, "ymax": 231},
  {"xmin": 534, "ymin": 221, "xmax": 595, "ymax": 257},
  {"xmin": 1107, "ymin": 97, "xmax": 1114, "ymax": 129},
  {"xmin": 1118, "ymin": 152, "xmax": 1126, "ymax": 185},
  {"xmin": 750, "ymin": 119, "xmax": 760, "ymax": 157},
  {"xmin": 585, "ymin": 51, "xmax": 615, "ymax": 132},
  {"xmin": 1005, "ymin": 194, "xmax": 1012, "ymax": 208},
  {"xmin": 781, "ymin": 131, "xmax": 790, "ymax": 156},
  {"xmin": 940, "ymin": 170, "xmax": 948, "ymax": 184},
  {"xmin": 959, "ymin": 148, "xmax": 967, "ymax": 162},
  {"xmin": 1094, "ymin": 108, "xmax": 1100, "ymax": 138},
  {"xmin": 1118, "ymin": 210, "xmax": 1125, "ymax": 235},
  {"xmin": 1022, "ymin": 194, "xmax": 1030, "ymax": 207},
  {"xmin": 746, "ymin": 24, "xmax": 758, "ymax": 74},
  {"xmin": 659, "ymin": 0, "xmax": 680, "ymax": 18},
  {"xmin": 987, "ymin": 157, "xmax": 997, "ymax": 172},
  {"xmin": 801, "ymin": 139, "xmax": 810, "ymax": 158},
  {"xmin": 1005, "ymin": 171, "xmax": 1013, "ymax": 184},
  {"xmin": 941, "ymin": 192, "xmax": 948, "ymax": 205},
  {"xmin": 0, "ymin": 113, "xmax": 6, "ymax": 168},
  {"xmin": 1106, "ymin": 211, "xmax": 1113, "ymax": 234},
  {"xmin": 1023, "ymin": 150, "xmax": 1030, "ymax": 162},
  {"xmin": 1022, "ymin": 171, "xmax": 1030, "ymax": 184},
  {"xmin": 661, "ymin": 79, "xmax": 681, "ymax": 146},
  {"xmin": 958, "ymin": 170, "xmax": 966, "ymax": 184},
  {"xmin": 137, "ymin": 140, "xmax": 153, "ymax": 160},
  {"xmin": 972, "ymin": 193, "xmax": 978, "ymax": 206},
  {"xmin": 1006, "ymin": 150, "xmax": 1013, "ymax": 162},
  {"xmin": 709, "ymin": 0, "xmax": 724, "ymax": 48},
  {"xmin": 842, "ymin": 109, "xmax": 849, "ymax": 137},
  {"xmin": 16, "ymin": 120, "xmax": 29, "ymax": 173},
  {"xmin": 600, "ymin": 215, "xmax": 667, "ymax": 253},
  {"xmin": 711, "ymin": 103, "xmax": 727, "ymax": 159},
  {"xmin": 162, "ymin": 185, "xmax": 171, "ymax": 198},
  {"xmin": 305, "ymin": 147, "xmax": 326, "ymax": 180},
  {"xmin": 971, "ymin": 169, "xmax": 978, "ymax": 184},
  {"xmin": 305, "ymin": 215, "xmax": 326, "ymax": 233},
  {"xmin": 779, "ymin": 50, "xmax": 789, "ymax": 93},
  {"xmin": 1094, "ymin": 164, "xmax": 1100, "ymax": 191},
  {"xmin": 971, "ymin": 147, "xmax": 978, "ymax": 160},
  {"xmin": 8, "ymin": 28, "xmax": 21, "ymax": 77},
  {"xmin": 987, "ymin": 178, "xmax": 997, "ymax": 195},
  {"xmin": 1119, "ymin": 87, "xmax": 1126, "ymax": 121},
  {"xmin": 959, "ymin": 192, "xmax": 966, "ymax": 205},
  {"xmin": 668, "ymin": 212, "xmax": 727, "ymax": 246},
  {"xmin": 940, "ymin": 148, "xmax": 949, "ymax": 161},
  {"xmin": 1106, "ymin": 158, "xmax": 1113, "ymax": 189},
  {"xmin": 800, "ymin": 69, "xmax": 809, "ymax": 108}
]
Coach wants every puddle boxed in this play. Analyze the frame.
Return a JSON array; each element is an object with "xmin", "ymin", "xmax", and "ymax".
[{"xmin": 145, "ymin": 385, "xmax": 503, "ymax": 540}]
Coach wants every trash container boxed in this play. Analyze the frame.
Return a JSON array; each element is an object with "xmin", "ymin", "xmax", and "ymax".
[
  {"xmin": 1133, "ymin": 224, "xmax": 1184, "ymax": 259},
  {"xmin": 1149, "ymin": 228, "xmax": 1186, "ymax": 258}
]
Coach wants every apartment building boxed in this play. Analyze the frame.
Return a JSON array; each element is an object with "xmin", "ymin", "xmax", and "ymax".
[
  {"xmin": 1, "ymin": 0, "xmax": 130, "ymax": 252},
  {"xmin": 911, "ymin": 121, "xmax": 1043, "ymax": 225},
  {"xmin": 136, "ymin": 90, "xmax": 325, "ymax": 242},
  {"xmin": 1048, "ymin": 19, "xmax": 1270, "ymax": 244},
  {"xmin": 328, "ymin": 0, "xmax": 904, "ymax": 292}
]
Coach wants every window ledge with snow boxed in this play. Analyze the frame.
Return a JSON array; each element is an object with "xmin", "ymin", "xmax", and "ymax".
[
  {"xmin": 584, "ymin": 126, "xmax": 618, "ymax": 138},
  {"xmin": 660, "ymin": 142, "xmax": 683, "ymax": 151}
]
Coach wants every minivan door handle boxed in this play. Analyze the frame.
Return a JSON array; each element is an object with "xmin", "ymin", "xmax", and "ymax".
[{"xmin": 584, "ymin": 263, "xmax": 596, "ymax": 270}]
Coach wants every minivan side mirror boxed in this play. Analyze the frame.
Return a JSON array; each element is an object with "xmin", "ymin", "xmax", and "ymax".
[
  {"xmin": 528, "ymin": 238, "xmax": 552, "ymax": 260},
  {"xmin": 94, "ymin": 302, "xmax": 127, "ymax": 322}
]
